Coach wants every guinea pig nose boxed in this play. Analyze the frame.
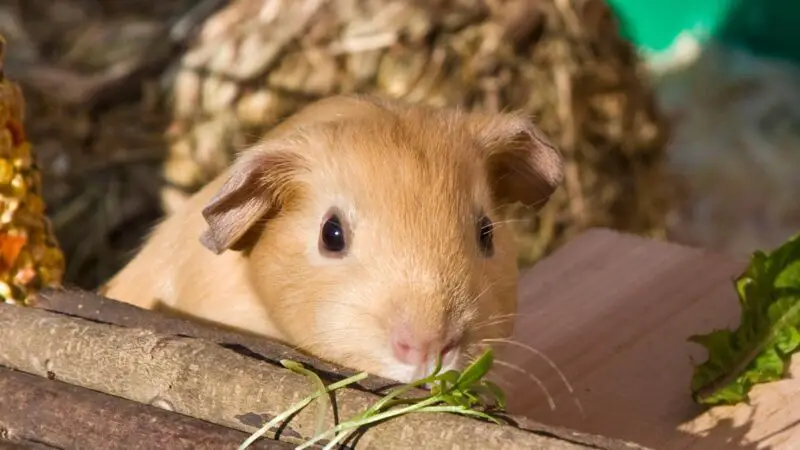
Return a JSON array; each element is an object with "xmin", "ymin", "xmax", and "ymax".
[
  {"xmin": 391, "ymin": 328, "xmax": 436, "ymax": 366},
  {"xmin": 391, "ymin": 334, "xmax": 424, "ymax": 366},
  {"xmin": 391, "ymin": 328, "xmax": 460, "ymax": 366}
]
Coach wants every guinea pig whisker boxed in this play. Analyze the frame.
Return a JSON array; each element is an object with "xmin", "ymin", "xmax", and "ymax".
[
  {"xmin": 483, "ymin": 340, "xmax": 585, "ymax": 417},
  {"xmin": 464, "ymin": 281, "xmax": 496, "ymax": 308},
  {"xmin": 472, "ymin": 318, "xmax": 514, "ymax": 331},
  {"xmin": 471, "ymin": 312, "xmax": 538, "ymax": 331},
  {"xmin": 515, "ymin": 194, "xmax": 552, "ymax": 212},
  {"xmin": 481, "ymin": 370, "xmax": 515, "ymax": 397},
  {"xmin": 491, "ymin": 359, "xmax": 556, "ymax": 410},
  {"xmin": 487, "ymin": 218, "xmax": 529, "ymax": 229},
  {"xmin": 484, "ymin": 311, "xmax": 541, "ymax": 322},
  {"xmin": 480, "ymin": 338, "xmax": 574, "ymax": 395},
  {"xmin": 485, "ymin": 194, "xmax": 550, "ymax": 219}
]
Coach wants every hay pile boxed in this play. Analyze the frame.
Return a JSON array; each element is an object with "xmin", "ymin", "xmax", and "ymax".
[{"xmin": 0, "ymin": 0, "xmax": 671, "ymax": 289}]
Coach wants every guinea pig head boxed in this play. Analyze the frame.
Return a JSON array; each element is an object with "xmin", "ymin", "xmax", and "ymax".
[{"xmin": 198, "ymin": 96, "xmax": 563, "ymax": 383}]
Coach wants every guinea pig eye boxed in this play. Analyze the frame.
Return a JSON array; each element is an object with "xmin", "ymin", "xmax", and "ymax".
[
  {"xmin": 319, "ymin": 212, "xmax": 348, "ymax": 255},
  {"xmin": 477, "ymin": 215, "xmax": 494, "ymax": 256}
]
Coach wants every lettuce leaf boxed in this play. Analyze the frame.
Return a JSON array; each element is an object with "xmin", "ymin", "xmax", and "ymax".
[{"xmin": 689, "ymin": 231, "xmax": 800, "ymax": 406}]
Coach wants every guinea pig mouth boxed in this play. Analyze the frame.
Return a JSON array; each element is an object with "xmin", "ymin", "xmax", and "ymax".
[{"xmin": 390, "ymin": 349, "xmax": 462, "ymax": 384}]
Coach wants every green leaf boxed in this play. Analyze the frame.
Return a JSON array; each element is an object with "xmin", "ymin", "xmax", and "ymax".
[
  {"xmin": 456, "ymin": 348, "xmax": 494, "ymax": 389},
  {"xmin": 689, "ymin": 231, "xmax": 800, "ymax": 406},
  {"xmin": 479, "ymin": 380, "xmax": 507, "ymax": 409},
  {"xmin": 436, "ymin": 369, "xmax": 461, "ymax": 387},
  {"xmin": 467, "ymin": 388, "xmax": 482, "ymax": 404},
  {"xmin": 447, "ymin": 389, "xmax": 470, "ymax": 407}
]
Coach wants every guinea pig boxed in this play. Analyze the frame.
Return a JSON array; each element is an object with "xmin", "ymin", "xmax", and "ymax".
[{"xmin": 101, "ymin": 94, "xmax": 564, "ymax": 383}]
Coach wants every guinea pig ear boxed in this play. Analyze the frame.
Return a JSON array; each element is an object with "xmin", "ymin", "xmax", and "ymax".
[
  {"xmin": 199, "ymin": 144, "xmax": 306, "ymax": 255},
  {"xmin": 471, "ymin": 112, "xmax": 564, "ymax": 210}
]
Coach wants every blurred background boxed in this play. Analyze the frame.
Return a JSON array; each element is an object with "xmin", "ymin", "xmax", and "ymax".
[{"xmin": 0, "ymin": 0, "xmax": 798, "ymax": 292}]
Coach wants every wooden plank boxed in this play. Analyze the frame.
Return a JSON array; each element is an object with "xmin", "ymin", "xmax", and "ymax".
[
  {"xmin": 4, "ymin": 299, "xmax": 647, "ymax": 450},
  {"xmin": 32, "ymin": 288, "xmax": 652, "ymax": 450},
  {"xmin": 0, "ymin": 366, "xmax": 291, "ymax": 450},
  {"xmin": 33, "ymin": 288, "xmax": 395, "ymax": 393},
  {"xmin": 500, "ymin": 228, "xmax": 799, "ymax": 449},
  {"xmin": 0, "ymin": 440, "xmax": 59, "ymax": 450}
]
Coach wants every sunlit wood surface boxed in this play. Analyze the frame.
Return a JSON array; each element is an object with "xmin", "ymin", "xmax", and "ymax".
[{"xmin": 499, "ymin": 228, "xmax": 800, "ymax": 450}]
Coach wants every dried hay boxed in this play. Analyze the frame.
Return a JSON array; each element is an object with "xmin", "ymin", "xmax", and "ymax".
[{"xmin": 0, "ymin": 0, "xmax": 671, "ymax": 289}]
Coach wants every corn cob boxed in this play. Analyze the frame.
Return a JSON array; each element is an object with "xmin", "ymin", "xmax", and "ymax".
[{"xmin": 0, "ymin": 35, "xmax": 65, "ymax": 305}]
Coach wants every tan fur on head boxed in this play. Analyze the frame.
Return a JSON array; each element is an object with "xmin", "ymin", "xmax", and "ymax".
[{"xmin": 102, "ymin": 95, "xmax": 563, "ymax": 383}]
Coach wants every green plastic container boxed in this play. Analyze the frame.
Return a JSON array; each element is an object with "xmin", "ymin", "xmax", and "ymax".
[{"xmin": 607, "ymin": 0, "xmax": 800, "ymax": 64}]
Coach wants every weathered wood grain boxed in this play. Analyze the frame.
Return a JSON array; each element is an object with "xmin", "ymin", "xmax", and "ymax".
[
  {"xmin": 2, "ymin": 297, "xmax": 647, "ymax": 450},
  {"xmin": 0, "ymin": 366, "xmax": 289, "ymax": 450}
]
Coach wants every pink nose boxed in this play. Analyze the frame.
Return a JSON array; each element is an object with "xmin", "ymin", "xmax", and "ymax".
[{"xmin": 390, "ymin": 328, "xmax": 458, "ymax": 366}]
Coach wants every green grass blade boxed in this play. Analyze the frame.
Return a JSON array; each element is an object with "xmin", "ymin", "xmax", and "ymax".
[
  {"xmin": 413, "ymin": 405, "xmax": 505, "ymax": 424},
  {"xmin": 237, "ymin": 394, "xmax": 317, "ymax": 450},
  {"xmin": 238, "ymin": 370, "xmax": 367, "ymax": 450},
  {"xmin": 282, "ymin": 360, "xmax": 330, "ymax": 435}
]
